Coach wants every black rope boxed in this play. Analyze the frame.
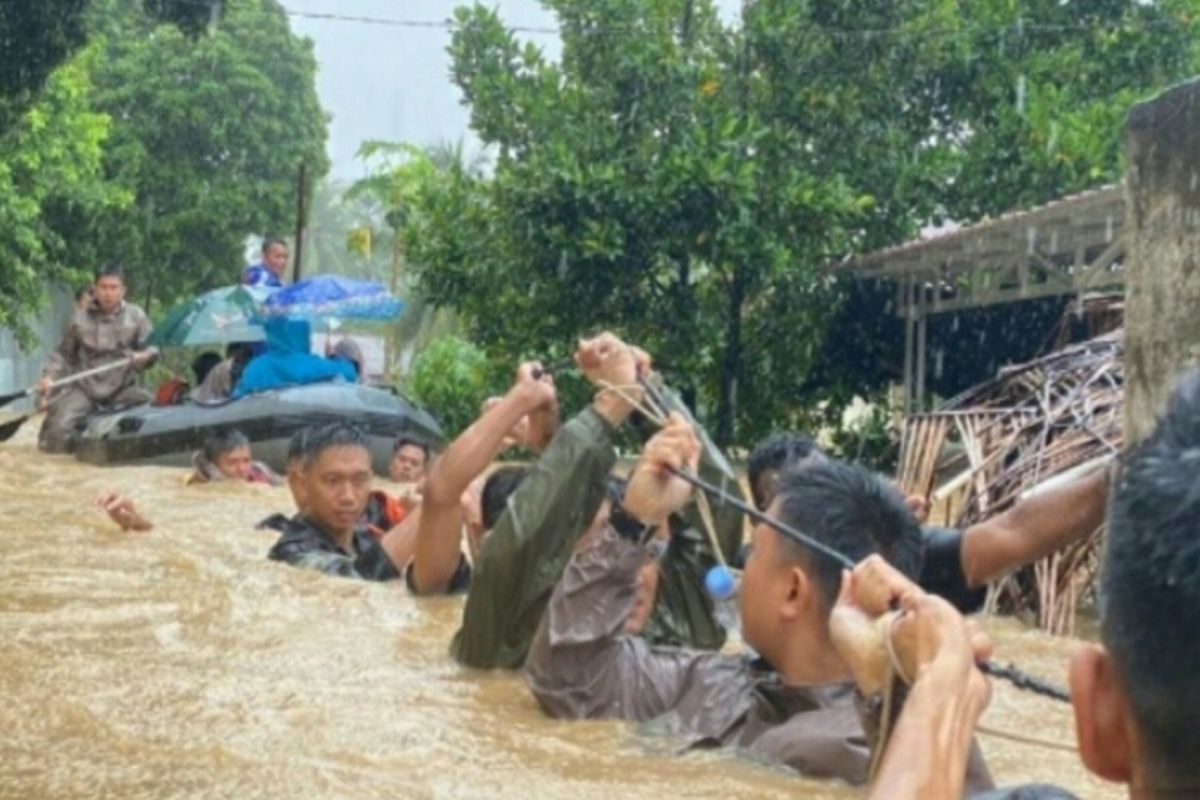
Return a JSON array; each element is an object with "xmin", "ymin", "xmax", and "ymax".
[{"xmin": 667, "ymin": 464, "xmax": 1072, "ymax": 704}]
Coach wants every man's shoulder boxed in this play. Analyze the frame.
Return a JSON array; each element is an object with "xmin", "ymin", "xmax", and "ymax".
[{"xmin": 120, "ymin": 302, "xmax": 151, "ymax": 323}]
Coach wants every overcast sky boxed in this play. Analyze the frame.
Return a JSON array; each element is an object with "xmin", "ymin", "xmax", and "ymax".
[{"xmin": 281, "ymin": 0, "xmax": 742, "ymax": 181}]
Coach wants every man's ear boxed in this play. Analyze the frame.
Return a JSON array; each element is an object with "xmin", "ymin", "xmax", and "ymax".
[
  {"xmin": 780, "ymin": 565, "xmax": 813, "ymax": 621},
  {"xmin": 1070, "ymin": 643, "xmax": 1135, "ymax": 784}
]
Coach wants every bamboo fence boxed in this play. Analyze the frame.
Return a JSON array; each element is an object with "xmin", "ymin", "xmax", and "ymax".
[{"xmin": 897, "ymin": 330, "xmax": 1124, "ymax": 635}]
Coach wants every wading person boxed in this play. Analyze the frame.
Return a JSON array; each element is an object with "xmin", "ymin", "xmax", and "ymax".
[
  {"xmin": 838, "ymin": 368, "xmax": 1200, "ymax": 800},
  {"xmin": 35, "ymin": 265, "xmax": 158, "ymax": 454},
  {"xmin": 264, "ymin": 423, "xmax": 416, "ymax": 581},
  {"xmin": 389, "ymin": 436, "xmax": 431, "ymax": 484},
  {"xmin": 524, "ymin": 417, "xmax": 994, "ymax": 792},
  {"xmin": 243, "ymin": 235, "xmax": 288, "ymax": 288},
  {"xmin": 186, "ymin": 428, "xmax": 280, "ymax": 486}
]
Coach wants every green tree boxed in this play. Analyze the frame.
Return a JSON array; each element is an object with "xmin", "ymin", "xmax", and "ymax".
[
  {"xmin": 0, "ymin": 50, "xmax": 128, "ymax": 346},
  {"xmin": 80, "ymin": 0, "xmax": 328, "ymax": 314},
  {"xmin": 402, "ymin": 0, "xmax": 1198, "ymax": 445}
]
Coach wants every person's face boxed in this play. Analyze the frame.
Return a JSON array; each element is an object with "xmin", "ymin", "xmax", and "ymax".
[
  {"xmin": 740, "ymin": 503, "xmax": 815, "ymax": 660},
  {"xmin": 215, "ymin": 444, "xmax": 253, "ymax": 481},
  {"xmin": 389, "ymin": 444, "xmax": 427, "ymax": 483},
  {"xmin": 263, "ymin": 243, "xmax": 289, "ymax": 276},
  {"xmin": 93, "ymin": 275, "xmax": 125, "ymax": 313},
  {"xmin": 303, "ymin": 446, "xmax": 372, "ymax": 537}
]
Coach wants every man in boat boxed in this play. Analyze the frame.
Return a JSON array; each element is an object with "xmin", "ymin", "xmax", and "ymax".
[
  {"xmin": 243, "ymin": 235, "xmax": 288, "ymax": 288},
  {"xmin": 441, "ymin": 333, "xmax": 745, "ymax": 670},
  {"xmin": 836, "ymin": 369, "xmax": 1200, "ymax": 800},
  {"xmin": 264, "ymin": 422, "xmax": 417, "ymax": 581},
  {"xmin": 35, "ymin": 265, "xmax": 159, "ymax": 454},
  {"xmin": 232, "ymin": 318, "xmax": 356, "ymax": 398},
  {"xmin": 194, "ymin": 343, "xmax": 255, "ymax": 403},
  {"xmin": 186, "ymin": 428, "xmax": 280, "ymax": 486},
  {"xmin": 522, "ymin": 418, "xmax": 994, "ymax": 792}
]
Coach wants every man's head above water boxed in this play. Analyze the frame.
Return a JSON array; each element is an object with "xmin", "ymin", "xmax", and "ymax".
[
  {"xmin": 747, "ymin": 432, "xmax": 825, "ymax": 510},
  {"xmin": 291, "ymin": 423, "xmax": 372, "ymax": 541},
  {"xmin": 201, "ymin": 428, "xmax": 254, "ymax": 481},
  {"xmin": 1072, "ymin": 368, "xmax": 1200, "ymax": 796},
  {"xmin": 625, "ymin": 416, "xmax": 921, "ymax": 679},
  {"xmin": 739, "ymin": 458, "xmax": 923, "ymax": 678}
]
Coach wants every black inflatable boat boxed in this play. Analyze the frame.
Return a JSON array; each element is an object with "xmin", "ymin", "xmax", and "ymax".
[{"xmin": 74, "ymin": 383, "xmax": 443, "ymax": 475}]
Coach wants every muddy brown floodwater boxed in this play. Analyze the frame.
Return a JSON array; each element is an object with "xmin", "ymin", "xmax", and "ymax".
[{"xmin": 0, "ymin": 419, "xmax": 1123, "ymax": 799}]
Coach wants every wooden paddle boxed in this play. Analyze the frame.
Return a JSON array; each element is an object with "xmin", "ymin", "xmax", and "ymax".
[{"xmin": 0, "ymin": 358, "xmax": 136, "ymax": 442}]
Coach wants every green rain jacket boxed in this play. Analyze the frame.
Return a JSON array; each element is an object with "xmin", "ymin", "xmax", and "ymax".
[{"xmin": 450, "ymin": 376, "xmax": 747, "ymax": 670}]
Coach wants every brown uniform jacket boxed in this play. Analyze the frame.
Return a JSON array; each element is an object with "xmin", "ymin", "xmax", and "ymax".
[
  {"xmin": 43, "ymin": 301, "xmax": 153, "ymax": 401},
  {"xmin": 525, "ymin": 527, "xmax": 996, "ymax": 793}
]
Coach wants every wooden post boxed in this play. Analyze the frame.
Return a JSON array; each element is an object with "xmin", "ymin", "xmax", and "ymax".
[
  {"xmin": 1122, "ymin": 77, "xmax": 1200, "ymax": 446},
  {"xmin": 292, "ymin": 161, "xmax": 308, "ymax": 282},
  {"xmin": 902, "ymin": 276, "xmax": 915, "ymax": 413}
]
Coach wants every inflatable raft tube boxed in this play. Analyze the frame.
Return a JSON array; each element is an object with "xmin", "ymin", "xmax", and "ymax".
[{"xmin": 74, "ymin": 383, "xmax": 443, "ymax": 476}]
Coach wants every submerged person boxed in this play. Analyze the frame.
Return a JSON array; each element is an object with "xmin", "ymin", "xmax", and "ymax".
[
  {"xmin": 264, "ymin": 423, "xmax": 418, "ymax": 581},
  {"xmin": 186, "ymin": 428, "xmax": 280, "ymax": 486},
  {"xmin": 840, "ymin": 368, "xmax": 1200, "ymax": 800},
  {"xmin": 524, "ymin": 417, "xmax": 994, "ymax": 792},
  {"xmin": 389, "ymin": 436, "xmax": 431, "ymax": 485},
  {"xmin": 35, "ymin": 265, "xmax": 158, "ymax": 454},
  {"xmin": 243, "ymin": 235, "xmax": 288, "ymax": 288},
  {"xmin": 232, "ymin": 318, "xmax": 355, "ymax": 398}
]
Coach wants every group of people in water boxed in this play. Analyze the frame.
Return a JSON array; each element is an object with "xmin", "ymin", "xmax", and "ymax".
[{"xmin": 25, "ymin": 261, "xmax": 1198, "ymax": 800}]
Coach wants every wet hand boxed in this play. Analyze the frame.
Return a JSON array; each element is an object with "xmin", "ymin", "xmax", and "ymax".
[
  {"xmin": 575, "ymin": 332, "xmax": 645, "ymax": 392},
  {"xmin": 622, "ymin": 412, "xmax": 700, "ymax": 524},
  {"xmin": 34, "ymin": 377, "xmax": 53, "ymax": 396},
  {"xmin": 131, "ymin": 348, "xmax": 159, "ymax": 369},
  {"xmin": 890, "ymin": 592, "xmax": 993, "ymax": 710},
  {"xmin": 96, "ymin": 491, "xmax": 153, "ymax": 532},
  {"xmin": 513, "ymin": 361, "xmax": 557, "ymax": 410},
  {"xmin": 905, "ymin": 494, "xmax": 930, "ymax": 523}
]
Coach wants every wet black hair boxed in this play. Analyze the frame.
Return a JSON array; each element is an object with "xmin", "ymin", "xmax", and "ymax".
[
  {"xmin": 94, "ymin": 264, "xmax": 125, "ymax": 283},
  {"xmin": 747, "ymin": 432, "xmax": 825, "ymax": 510},
  {"xmin": 286, "ymin": 428, "xmax": 307, "ymax": 466},
  {"xmin": 297, "ymin": 422, "xmax": 369, "ymax": 467},
  {"xmin": 1103, "ymin": 368, "xmax": 1200, "ymax": 788},
  {"xmin": 191, "ymin": 351, "xmax": 222, "ymax": 385},
  {"xmin": 393, "ymin": 436, "xmax": 431, "ymax": 460},
  {"xmin": 772, "ymin": 458, "xmax": 923, "ymax": 608},
  {"xmin": 261, "ymin": 235, "xmax": 287, "ymax": 253},
  {"xmin": 202, "ymin": 428, "xmax": 249, "ymax": 464},
  {"xmin": 481, "ymin": 465, "xmax": 531, "ymax": 531}
]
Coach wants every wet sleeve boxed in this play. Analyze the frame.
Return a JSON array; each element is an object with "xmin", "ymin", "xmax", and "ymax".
[
  {"xmin": 525, "ymin": 526, "xmax": 722, "ymax": 721},
  {"xmin": 42, "ymin": 323, "xmax": 80, "ymax": 381},
  {"xmin": 450, "ymin": 406, "xmax": 618, "ymax": 669},
  {"xmin": 919, "ymin": 526, "xmax": 987, "ymax": 614}
]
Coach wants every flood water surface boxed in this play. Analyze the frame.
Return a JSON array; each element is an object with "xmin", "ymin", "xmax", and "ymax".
[{"xmin": 0, "ymin": 422, "xmax": 1121, "ymax": 799}]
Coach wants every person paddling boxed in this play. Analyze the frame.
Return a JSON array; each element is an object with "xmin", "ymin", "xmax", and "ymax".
[{"xmin": 35, "ymin": 265, "xmax": 158, "ymax": 453}]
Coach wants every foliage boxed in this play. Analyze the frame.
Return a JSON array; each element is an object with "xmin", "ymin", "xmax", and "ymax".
[
  {"xmin": 0, "ymin": 51, "xmax": 128, "ymax": 346},
  {"xmin": 409, "ymin": 335, "xmax": 496, "ymax": 437},
  {"xmin": 396, "ymin": 0, "xmax": 1198, "ymax": 446},
  {"xmin": 827, "ymin": 393, "xmax": 902, "ymax": 476},
  {"xmin": 80, "ymin": 0, "xmax": 329, "ymax": 316}
]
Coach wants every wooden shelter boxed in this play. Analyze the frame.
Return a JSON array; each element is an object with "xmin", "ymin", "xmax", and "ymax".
[{"xmin": 840, "ymin": 184, "xmax": 1127, "ymax": 411}]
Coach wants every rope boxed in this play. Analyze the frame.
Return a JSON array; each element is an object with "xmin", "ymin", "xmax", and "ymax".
[{"xmin": 977, "ymin": 724, "xmax": 1079, "ymax": 754}]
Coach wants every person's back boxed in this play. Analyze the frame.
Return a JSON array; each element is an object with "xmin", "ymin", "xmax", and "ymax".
[{"xmin": 232, "ymin": 318, "xmax": 355, "ymax": 398}]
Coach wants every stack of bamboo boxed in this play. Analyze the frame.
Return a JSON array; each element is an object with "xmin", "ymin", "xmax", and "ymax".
[{"xmin": 897, "ymin": 330, "xmax": 1124, "ymax": 634}]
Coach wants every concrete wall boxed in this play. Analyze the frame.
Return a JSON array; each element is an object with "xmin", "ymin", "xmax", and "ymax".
[
  {"xmin": 1122, "ymin": 77, "xmax": 1200, "ymax": 446},
  {"xmin": 0, "ymin": 287, "xmax": 75, "ymax": 413}
]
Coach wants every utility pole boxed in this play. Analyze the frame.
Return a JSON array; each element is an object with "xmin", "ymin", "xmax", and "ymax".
[{"xmin": 292, "ymin": 161, "xmax": 308, "ymax": 281}]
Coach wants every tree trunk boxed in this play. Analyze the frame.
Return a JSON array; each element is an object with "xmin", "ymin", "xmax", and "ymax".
[
  {"xmin": 1122, "ymin": 77, "xmax": 1200, "ymax": 447},
  {"xmin": 715, "ymin": 268, "xmax": 745, "ymax": 447}
]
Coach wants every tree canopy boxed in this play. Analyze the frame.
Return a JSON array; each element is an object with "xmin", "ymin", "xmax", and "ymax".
[{"xmin": 397, "ymin": 0, "xmax": 1199, "ymax": 446}]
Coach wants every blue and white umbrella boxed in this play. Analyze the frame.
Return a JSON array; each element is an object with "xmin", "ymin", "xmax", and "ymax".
[{"xmin": 258, "ymin": 275, "xmax": 404, "ymax": 322}]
